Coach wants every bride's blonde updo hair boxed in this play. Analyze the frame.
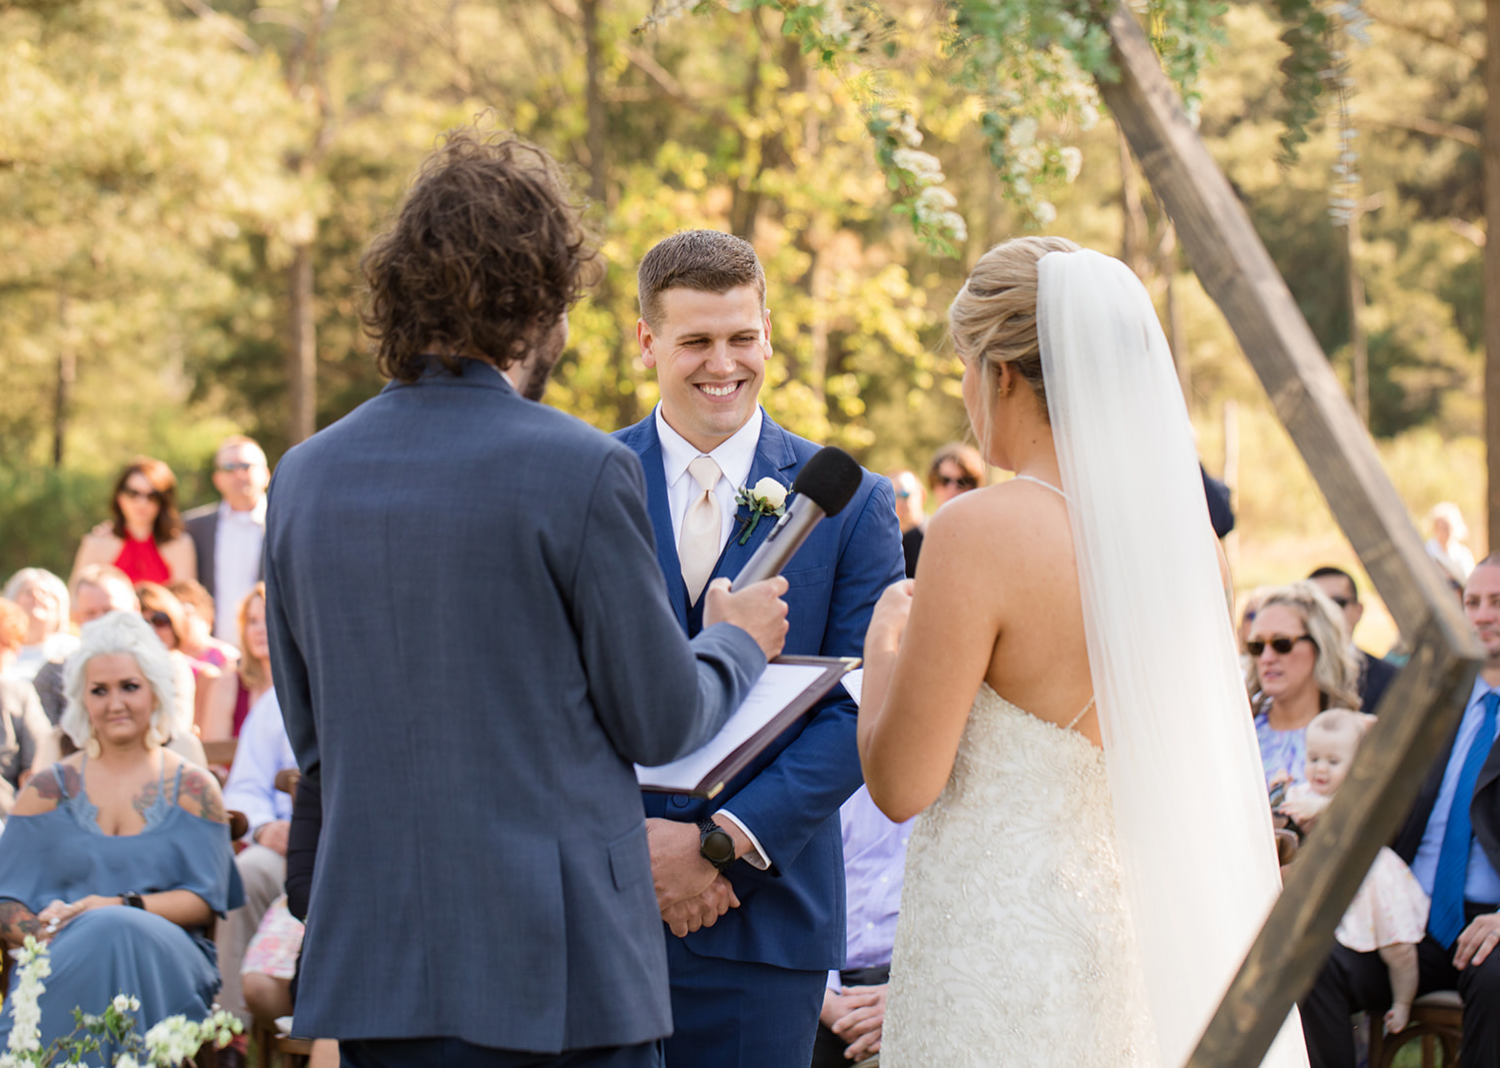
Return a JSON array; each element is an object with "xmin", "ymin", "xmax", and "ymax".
[{"xmin": 949, "ymin": 236, "xmax": 1081, "ymax": 437}]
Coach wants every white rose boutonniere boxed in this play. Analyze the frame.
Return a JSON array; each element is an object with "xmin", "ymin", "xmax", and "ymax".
[{"xmin": 733, "ymin": 477, "xmax": 789, "ymax": 545}]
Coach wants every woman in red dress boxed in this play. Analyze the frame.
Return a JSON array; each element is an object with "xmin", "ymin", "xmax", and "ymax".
[{"xmin": 70, "ymin": 457, "xmax": 197, "ymax": 588}]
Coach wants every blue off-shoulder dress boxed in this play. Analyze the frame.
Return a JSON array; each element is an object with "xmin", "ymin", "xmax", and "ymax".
[{"xmin": 0, "ymin": 759, "xmax": 244, "ymax": 1058}]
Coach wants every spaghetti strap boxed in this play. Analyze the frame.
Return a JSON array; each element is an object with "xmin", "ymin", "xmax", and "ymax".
[
  {"xmin": 50, "ymin": 762, "xmax": 72, "ymax": 799},
  {"xmin": 1011, "ymin": 473, "xmax": 1067, "ymax": 499},
  {"xmin": 1065, "ymin": 696, "xmax": 1096, "ymax": 731},
  {"xmin": 168, "ymin": 756, "xmax": 184, "ymax": 804}
]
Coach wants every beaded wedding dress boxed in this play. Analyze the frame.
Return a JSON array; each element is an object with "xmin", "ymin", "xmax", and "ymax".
[{"xmin": 880, "ymin": 684, "xmax": 1160, "ymax": 1067}]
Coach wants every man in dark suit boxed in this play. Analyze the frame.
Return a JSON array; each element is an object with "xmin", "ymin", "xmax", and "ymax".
[
  {"xmin": 616, "ymin": 230, "xmax": 906, "ymax": 1068},
  {"xmin": 182, "ymin": 435, "xmax": 269, "ymax": 642},
  {"xmin": 1300, "ymin": 555, "xmax": 1500, "ymax": 1066},
  {"xmin": 265, "ymin": 131, "xmax": 791, "ymax": 1068},
  {"xmin": 1308, "ymin": 566, "xmax": 1399, "ymax": 712}
]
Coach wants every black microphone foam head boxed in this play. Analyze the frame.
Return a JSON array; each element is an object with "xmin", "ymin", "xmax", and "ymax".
[{"xmin": 791, "ymin": 446, "xmax": 862, "ymax": 517}]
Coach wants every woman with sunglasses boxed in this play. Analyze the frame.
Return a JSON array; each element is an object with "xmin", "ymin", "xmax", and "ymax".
[
  {"xmin": 1247, "ymin": 582, "xmax": 1361, "ymax": 800},
  {"xmin": 71, "ymin": 458, "xmax": 197, "ymax": 588},
  {"xmin": 137, "ymin": 582, "xmax": 220, "ymax": 736},
  {"xmin": 925, "ymin": 442, "xmax": 987, "ymax": 511}
]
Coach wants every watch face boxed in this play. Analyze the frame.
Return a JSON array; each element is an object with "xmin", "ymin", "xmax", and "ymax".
[{"xmin": 702, "ymin": 829, "xmax": 735, "ymax": 866}]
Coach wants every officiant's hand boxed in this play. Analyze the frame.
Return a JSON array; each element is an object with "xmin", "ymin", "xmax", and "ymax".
[
  {"xmin": 661, "ymin": 875, "xmax": 740, "ymax": 937},
  {"xmin": 703, "ymin": 576, "xmax": 790, "ymax": 660}
]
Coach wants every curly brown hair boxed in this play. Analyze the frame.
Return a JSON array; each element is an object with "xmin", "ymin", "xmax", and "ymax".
[
  {"xmin": 361, "ymin": 127, "xmax": 600, "ymax": 384},
  {"xmin": 109, "ymin": 456, "xmax": 184, "ymax": 542}
]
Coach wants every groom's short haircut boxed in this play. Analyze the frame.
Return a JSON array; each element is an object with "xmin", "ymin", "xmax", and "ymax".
[{"xmin": 637, "ymin": 230, "xmax": 766, "ymax": 329}]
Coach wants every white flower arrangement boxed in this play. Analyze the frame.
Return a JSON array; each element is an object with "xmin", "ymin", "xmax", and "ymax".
[
  {"xmin": 733, "ymin": 477, "xmax": 789, "ymax": 545},
  {"xmin": 0, "ymin": 938, "xmax": 241, "ymax": 1067}
]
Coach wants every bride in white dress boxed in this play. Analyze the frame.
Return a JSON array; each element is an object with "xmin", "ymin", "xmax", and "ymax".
[{"xmin": 857, "ymin": 238, "xmax": 1309, "ymax": 1067}]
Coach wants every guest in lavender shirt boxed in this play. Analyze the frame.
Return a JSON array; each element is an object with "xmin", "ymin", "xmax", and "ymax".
[{"xmin": 810, "ymin": 785, "xmax": 914, "ymax": 1067}]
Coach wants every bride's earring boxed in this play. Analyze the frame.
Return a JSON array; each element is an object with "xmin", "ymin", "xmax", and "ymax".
[{"xmin": 85, "ymin": 735, "xmax": 102, "ymax": 759}]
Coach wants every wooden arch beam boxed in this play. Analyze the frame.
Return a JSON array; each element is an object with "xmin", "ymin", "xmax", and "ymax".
[{"xmin": 1092, "ymin": 3, "xmax": 1486, "ymax": 1064}]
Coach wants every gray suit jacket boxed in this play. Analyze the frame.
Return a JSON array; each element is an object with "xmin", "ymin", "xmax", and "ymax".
[{"xmin": 264, "ymin": 361, "xmax": 765, "ymax": 1052}]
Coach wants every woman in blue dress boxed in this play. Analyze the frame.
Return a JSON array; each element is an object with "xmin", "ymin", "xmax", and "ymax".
[{"xmin": 0, "ymin": 610, "xmax": 242, "ymax": 1058}]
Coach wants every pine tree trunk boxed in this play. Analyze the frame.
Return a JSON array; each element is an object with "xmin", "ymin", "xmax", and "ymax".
[
  {"xmin": 1486, "ymin": 0, "xmax": 1500, "ymax": 545},
  {"xmin": 288, "ymin": 241, "xmax": 317, "ymax": 444}
]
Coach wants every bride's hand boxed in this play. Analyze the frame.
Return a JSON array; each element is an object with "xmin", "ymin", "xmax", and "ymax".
[{"xmin": 867, "ymin": 580, "xmax": 915, "ymax": 650}]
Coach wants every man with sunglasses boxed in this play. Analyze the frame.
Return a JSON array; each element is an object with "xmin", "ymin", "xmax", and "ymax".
[
  {"xmin": 184, "ymin": 436, "xmax": 270, "ymax": 644},
  {"xmin": 1308, "ymin": 566, "xmax": 1399, "ymax": 714},
  {"xmin": 1301, "ymin": 555, "xmax": 1500, "ymax": 1066}
]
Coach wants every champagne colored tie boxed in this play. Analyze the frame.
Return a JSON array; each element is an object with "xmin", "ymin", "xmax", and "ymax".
[{"xmin": 679, "ymin": 456, "xmax": 724, "ymax": 605}]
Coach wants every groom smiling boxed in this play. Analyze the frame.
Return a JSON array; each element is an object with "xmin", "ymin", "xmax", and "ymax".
[{"xmin": 615, "ymin": 230, "xmax": 905, "ymax": 1067}]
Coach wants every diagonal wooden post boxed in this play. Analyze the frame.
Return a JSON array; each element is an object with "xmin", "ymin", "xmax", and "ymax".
[{"xmin": 1091, "ymin": 3, "xmax": 1486, "ymax": 1064}]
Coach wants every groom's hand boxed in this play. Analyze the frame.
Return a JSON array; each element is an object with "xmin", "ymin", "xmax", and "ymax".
[
  {"xmin": 647, "ymin": 817, "xmax": 727, "ymax": 912},
  {"xmin": 661, "ymin": 876, "xmax": 740, "ymax": 937},
  {"xmin": 703, "ymin": 576, "xmax": 790, "ymax": 660}
]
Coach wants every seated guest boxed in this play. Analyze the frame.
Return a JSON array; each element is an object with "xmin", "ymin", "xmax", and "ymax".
[
  {"xmin": 137, "ymin": 582, "xmax": 217, "ymax": 732},
  {"xmin": 30, "ymin": 571, "xmax": 206, "ymax": 770},
  {"xmin": 811, "ymin": 785, "xmax": 915, "ymax": 1068},
  {"xmin": 887, "ymin": 470, "xmax": 927, "ymax": 579},
  {"xmin": 217, "ymin": 637, "xmax": 296, "ymax": 1029},
  {"xmin": 1247, "ymin": 582, "xmax": 1360, "ymax": 811},
  {"xmin": 201, "ymin": 585, "xmax": 271, "ymax": 740},
  {"xmin": 0, "ymin": 611, "xmax": 241, "ymax": 1055},
  {"xmin": 1300, "ymin": 555, "xmax": 1500, "ymax": 1067},
  {"xmin": 1, "ymin": 568, "xmax": 77, "ymax": 681},
  {"xmin": 0, "ymin": 597, "xmax": 29, "ymax": 683},
  {"xmin": 34, "ymin": 565, "xmax": 141, "ymax": 725},
  {"xmin": 1308, "ymin": 566, "xmax": 1399, "ymax": 714},
  {"xmin": 168, "ymin": 579, "xmax": 241, "ymax": 671},
  {"xmin": 70, "ymin": 457, "xmax": 197, "ymax": 588},
  {"xmin": 0, "ymin": 601, "xmax": 51, "ymax": 818},
  {"xmin": 241, "ymin": 776, "xmax": 338, "ymax": 1068},
  {"xmin": 926, "ymin": 442, "xmax": 987, "ymax": 512},
  {"xmin": 1426, "ymin": 502, "xmax": 1476, "ymax": 586}
]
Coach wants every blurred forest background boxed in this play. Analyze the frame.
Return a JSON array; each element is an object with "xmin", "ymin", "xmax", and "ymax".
[{"xmin": 0, "ymin": 0, "xmax": 1486, "ymax": 651}]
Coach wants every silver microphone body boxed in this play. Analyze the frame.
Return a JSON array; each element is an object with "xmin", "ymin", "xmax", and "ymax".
[{"xmin": 732, "ymin": 497, "xmax": 828, "ymax": 588}]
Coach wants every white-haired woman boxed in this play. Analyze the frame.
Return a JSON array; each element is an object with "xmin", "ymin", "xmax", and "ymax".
[
  {"xmin": 2, "ymin": 568, "xmax": 78, "ymax": 681},
  {"xmin": 0, "ymin": 611, "xmax": 242, "ymax": 1058}
]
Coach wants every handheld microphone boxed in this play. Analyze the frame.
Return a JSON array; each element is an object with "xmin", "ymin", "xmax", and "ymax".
[{"xmin": 732, "ymin": 446, "xmax": 863, "ymax": 588}]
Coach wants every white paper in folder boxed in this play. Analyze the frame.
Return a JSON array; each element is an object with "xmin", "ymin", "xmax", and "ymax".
[{"xmin": 634, "ymin": 663, "xmax": 827, "ymax": 792}]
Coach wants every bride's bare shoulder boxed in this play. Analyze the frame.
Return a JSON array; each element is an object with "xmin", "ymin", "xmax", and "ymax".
[{"xmin": 924, "ymin": 479, "xmax": 1070, "ymax": 552}]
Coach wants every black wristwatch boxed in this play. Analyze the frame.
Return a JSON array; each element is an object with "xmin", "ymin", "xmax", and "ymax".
[
  {"xmin": 698, "ymin": 818, "xmax": 736, "ymax": 873},
  {"xmin": 121, "ymin": 892, "xmax": 146, "ymax": 910}
]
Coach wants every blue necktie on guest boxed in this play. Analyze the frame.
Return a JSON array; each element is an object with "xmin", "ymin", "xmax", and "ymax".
[{"xmin": 1429, "ymin": 690, "xmax": 1500, "ymax": 947}]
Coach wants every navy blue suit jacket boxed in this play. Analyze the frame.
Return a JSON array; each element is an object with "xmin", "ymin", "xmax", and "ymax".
[{"xmin": 615, "ymin": 411, "xmax": 905, "ymax": 971}]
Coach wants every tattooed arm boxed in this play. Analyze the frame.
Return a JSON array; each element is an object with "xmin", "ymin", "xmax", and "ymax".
[
  {"xmin": 0, "ymin": 900, "xmax": 47, "ymax": 947},
  {"xmin": 175, "ymin": 762, "xmax": 228, "ymax": 825}
]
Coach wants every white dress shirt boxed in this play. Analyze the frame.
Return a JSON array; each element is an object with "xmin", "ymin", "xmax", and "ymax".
[
  {"xmin": 213, "ymin": 498, "xmax": 267, "ymax": 642},
  {"xmin": 654, "ymin": 404, "xmax": 772, "ymax": 869}
]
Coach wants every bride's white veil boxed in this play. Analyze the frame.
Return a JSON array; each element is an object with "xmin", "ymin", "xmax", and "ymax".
[{"xmin": 1037, "ymin": 249, "xmax": 1308, "ymax": 1067}]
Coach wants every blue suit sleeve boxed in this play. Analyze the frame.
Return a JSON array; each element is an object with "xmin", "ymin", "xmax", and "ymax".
[
  {"xmin": 720, "ymin": 474, "xmax": 905, "ymax": 870},
  {"xmin": 573, "ymin": 448, "xmax": 767, "ymax": 767}
]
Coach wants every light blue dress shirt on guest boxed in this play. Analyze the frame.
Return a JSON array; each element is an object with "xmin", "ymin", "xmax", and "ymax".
[
  {"xmin": 1410, "ymin": 675, "xmax": 1500, "ymax": 906},
  {"xmin": 222, "ymin": 687, "xmax": 296, "ymax": 840},
  {"xmin": 827, "ymin": 785, "xmax": 915, "ymax": 988}
]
